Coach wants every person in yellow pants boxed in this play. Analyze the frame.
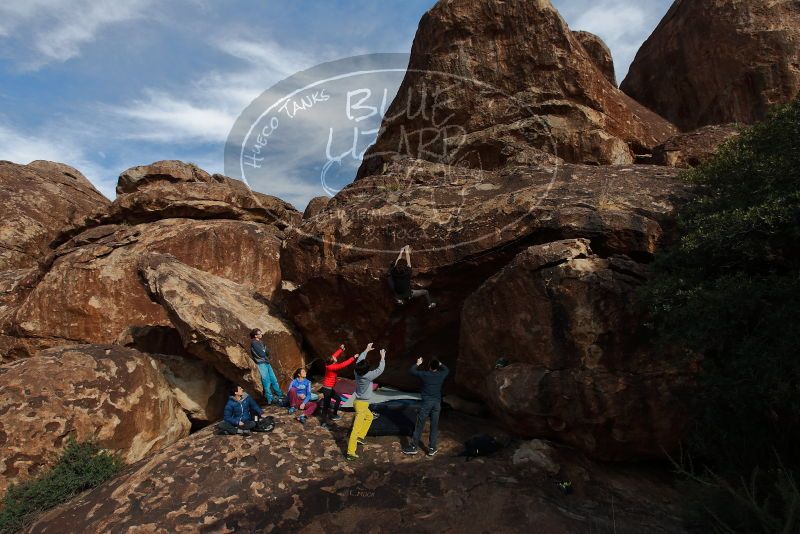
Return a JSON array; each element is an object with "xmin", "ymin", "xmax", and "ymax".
[{"xmin": 346, "ymin": 344, "xmax": 385, "ymax": 459}]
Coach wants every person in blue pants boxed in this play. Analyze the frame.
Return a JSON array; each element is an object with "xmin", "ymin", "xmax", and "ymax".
[{"xmin": 249, "ymin": 328, "xmax": 284, "ymax": 405}]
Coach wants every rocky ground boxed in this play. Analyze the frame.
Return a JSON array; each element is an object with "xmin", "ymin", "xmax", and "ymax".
[{"xmin": 27, "ymin": 405, "xmax": 686, "ymax": 533}]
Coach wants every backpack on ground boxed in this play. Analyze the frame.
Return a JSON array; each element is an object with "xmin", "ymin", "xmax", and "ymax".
[
  {"xmin": 460, "ymin": 433, "xmax": 502, "ymax": 459},
  {"xmin": 253, "ymin": 416, "xmax": 275, "ymax": 432}
]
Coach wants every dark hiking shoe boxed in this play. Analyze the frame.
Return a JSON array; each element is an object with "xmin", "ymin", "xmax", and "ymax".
[
  {"xmin": 345, "ymin": 454, "xmax": 359, "ymax": 461},
  {"xmin": 427, "ymin": 448, "xmax": 438, "ymax": 456},
  {"xmin": 239, "ymin": 429, "xmax": 252, "ymax": 436},
  {"xmin": 330, "ymin": 414, "xmax": 342, "ymax": 421},
  {"xmin": 402, "ymin": 445, "xmax": 419, "ymax": 455},
  {"xmin": 356, "ymin": 438, "xmax": 365, "ymax": 444},
  {"xmin": 298, "ymin": 415, "xmax": 306, "ymax": 424}
]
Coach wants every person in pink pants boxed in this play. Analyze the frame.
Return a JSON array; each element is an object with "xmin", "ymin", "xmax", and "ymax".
[{"xmin": 288, "ymin": 368, "xmax": 317, "ymax": 424}]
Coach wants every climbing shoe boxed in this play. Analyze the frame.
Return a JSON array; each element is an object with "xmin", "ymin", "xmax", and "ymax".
[
  {"xmin": 402, "ymin": 445, "xmax": 419, "ymax": 455},
  {"xmin": 427, "ymin": 448, "xmax": 438, "ymax": 457}
]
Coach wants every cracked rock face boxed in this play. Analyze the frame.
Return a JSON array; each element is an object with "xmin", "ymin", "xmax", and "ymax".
[
  {"xmin": 140, "ymin": 255, "xmax": 305, "ymax": 395},
  {"xmin": 622, "ymin": 0, "xmax": 800, "ymax": 131},
  {"xmin": 460, "ymin": 239, "xmax": 698, "ymax": 460},
  {"xmin": 282, "ymin": 159, "xmax": 690, "ymax": 393},
  {"xmin": 0, "ymin": 160, "xmax": 109, "ymax": 271},
  {"xmin": 27, "ymin": 409, "xmax": 687, "ymax": 533},
  {"xmin": 10, "ymin": 219, "xmax": 283, "ymax": 345},
  {"xmin": 0, "ymin": 344, "xmax": 189, "ymax": 494}
]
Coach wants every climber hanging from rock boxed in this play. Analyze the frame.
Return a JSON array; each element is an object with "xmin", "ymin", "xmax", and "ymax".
[{"xmin": 388, "ymin": 245, "xmax": 436, "ymax": 309}]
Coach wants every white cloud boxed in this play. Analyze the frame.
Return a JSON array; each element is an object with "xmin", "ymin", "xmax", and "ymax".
[
  {"xmin": 104, "ymin": 37, "xmax": 331, "ymax": 145},
  {"xmin": 553, "ymin": 0, "xmax": 669, "ymax": 82},
  {"xmin": 111, "ymin": 90, "xmax": 238, "ymax": 144},
  {"xmin": 0, "ymin": 0, "xmax": 154, "ymax": 69}
]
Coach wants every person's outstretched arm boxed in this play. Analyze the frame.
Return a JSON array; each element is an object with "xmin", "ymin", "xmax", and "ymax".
[
  {"xmin": 409, "ymin": 357, "xmax": 423, "ymax": 376},
  {"xmin": 404, "ymin": 246, "xmax": 412, "ymax": 268},
  {"xmin": 329, "ymin": 344, "xmax": 344, "ymax": 361},
  {"xmin": 439, "ymin": 363, "xmax": 450, "ymax": 379},
  {"xmin": 328, "ymin": 355, "xmax": 356, "ymax": 371},
  {"xmin": 356, "ymin": 342, "xmax": 374, "ymax": 363},
  {"xmin": 394, "ymin": 247, "xmax": 405, "ymax": 265},
  {"xmin": 364, "ymin": 349, "xmax": 387, "ymax": 381}
]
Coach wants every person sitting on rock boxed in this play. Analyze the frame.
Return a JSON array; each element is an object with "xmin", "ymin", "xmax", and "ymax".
[
  {"xmin": 389, "ymin": 245, "xmax": 436, "ymax": 308},
  {"xmin": 218, "ymin": 385, "xmax": 263, "ymax": 436},
  {"xmin": 319, "ymin": 343, "xmax": 357, "ymax": 429},
  {"xmin": 249, "ymin": 328, "xmax": 285, "ymax": 406},
  {"xmin": 288, "ymin": 367, "xmax": 318, "ymax": 424},
  {"xmin": 402, "ymin": 357, "xmax": 449, "ymax": 457},
  {"xmin": 346, "ymin": 344, "xmax": 385, "ymax": 460}
]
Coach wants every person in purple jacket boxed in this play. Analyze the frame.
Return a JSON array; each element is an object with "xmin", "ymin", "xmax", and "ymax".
[{"xmin": 288, "ymin": 368, "xmax": 318, "ymax": 424}]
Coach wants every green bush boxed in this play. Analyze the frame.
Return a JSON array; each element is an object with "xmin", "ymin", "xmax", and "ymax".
[
  {"xmin": 0, "ymin": 439, "xmax": 123, "ymax": 533},
  {"xmin": 641, "ymin": 96, "xmax": 800, "ymax": 532}
]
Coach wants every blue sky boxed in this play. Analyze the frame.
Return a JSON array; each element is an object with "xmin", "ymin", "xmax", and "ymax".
[{"xmin": 0, "ymin": 0, "xmax": 673, "ymax": 208}]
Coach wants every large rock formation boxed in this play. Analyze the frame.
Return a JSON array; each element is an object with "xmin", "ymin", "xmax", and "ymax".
[
  {"xmin": 27, "ymin": 410, "xmax": 687, "ymax": 533},
  {"xmin": 140, "ymin": 255, "xmax": 305, "ymax": 394},
  {"xmin": 10, "ymin": 218, "xmax": 283, "ymax": 345},
  {"xmin": 0, "ymin": 160, "xmax": 108, "ymax": 271},
  {"xmin": 621, "ymin": 0, "xmax": 800, "ymax": 131},
  {"xmin": 459, "ymin": 239, "xmax": 696, "ymax": 460},
  {"xmin": 282, "ymin": 158, "xmax": 689, "ymax": 391},
  {"xmin": 105, "ymin": 160, "xmax": 300, "ymax": 229},
  {"xmin": 0, "ymin": 344, "xmax": 189, "ymax": 493},
  {"xmin": 357, "ymin": 0, "xmax": 676, "ymax": 176},
  {"xmin": 651, "ymin": 124, "xmax": 740, "ymax": 168},
  {"xmin": 2, "ymin": 160, "xmax": 298, "ymax": 355}
]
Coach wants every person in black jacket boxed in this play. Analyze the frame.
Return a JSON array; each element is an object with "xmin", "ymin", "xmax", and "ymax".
[
  {"xmin": 402, "ymin": 357, "xmax": 449, "ymax": 456},
  {"xmin": 389, "ymin": 245, "xmax": 436, "ymax": 308},
  {"xmin": 218, "ymin": 386, "xmax": 263, "ymax": 435}
]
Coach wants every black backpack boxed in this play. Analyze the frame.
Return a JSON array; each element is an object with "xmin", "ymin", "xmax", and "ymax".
[
  {"xmin": 253, "ymin": 416, "xmax": 275, "ymax": 432},
  {"xmin": 460, "ymin": 433, "xmax": 502, "ymax": 458}
]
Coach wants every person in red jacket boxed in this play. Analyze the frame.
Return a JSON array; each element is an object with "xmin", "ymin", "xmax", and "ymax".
[{"xmin": 319, "ymin": 343, "xmax": 356, "ymax": 428}]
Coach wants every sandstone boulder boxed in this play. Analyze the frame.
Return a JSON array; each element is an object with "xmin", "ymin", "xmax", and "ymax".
[
  {"xmin": 282, "ymin": 159, "xmax": 689, "ymax": 390},
  {"xmin": 11, "ymin": 219, "xmax": 283, "ymax": 345},
  {"xmin": 573, "ymin": 31, "xmax": 616, "ymax": 86},
  {"xmin": 0, "ymin": 344, "xmax": 189, "ymax": 493},
  {"xmin": 512, "ymin": 439, "xmax": 561, "ymax": 475},
  {"xmin": 108, "ymin": 160, "xmax": 300, "ymax": 229},
  {"xmin": 459, "ymin": 239, "xmax": 697, "ymax": 460},
  {"xmin": 651, "ymin": 124, "xmax": 740, "ymax": 167},
  {"xmin": 27, "ymin": 409, "xmax": 686, "ymax": 533},
  {"xmin": 621, "ymin": 0, "xmax": 800, "ymax": 131},
  {"xmin": 116, "ymin": 159, "xmax": 212, "ymax": 194},
  {"xmin": 0, "ymin": 160, "xmax": 108, "ymax": 271},
  {"xmin": 357, "ymin": 0, "xmax": 676, "ymax": 176},
  {"xmin": 302, "ymin": 195, "xmax": 331, "ymax": 219},
  {"xmin": 140, "ymin": 255, "xmax": 304, "ymax": 396}
]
